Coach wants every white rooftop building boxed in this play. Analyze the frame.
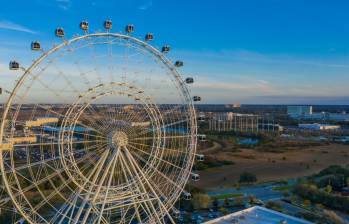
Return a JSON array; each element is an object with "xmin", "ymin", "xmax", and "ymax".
[
  {"xmin": 298, "ymin": 123, "xmax": 340, "ymax": 130},
  {"xmin": 204, "ymin": 206, "xmax": 312, "ymax": 224}
]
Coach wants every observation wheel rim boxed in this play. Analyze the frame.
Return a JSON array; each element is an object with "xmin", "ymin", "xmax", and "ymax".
[{"xmin": 0, "ymin": 31, "xmax": 197, "ymax": 224}]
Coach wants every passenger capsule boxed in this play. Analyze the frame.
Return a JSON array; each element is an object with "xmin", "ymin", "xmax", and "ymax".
[
  {"xmin": 175, "ymin": 61, "xmax": 183, "ymax": 67},
  {"xmin": 198, "ymin": 134, "xmax": 207, "ymax": 142},
  {"xmin": 198, "ymin": 112, "xmax": 205, "ymax": 122},
  {"xmin": 172, "ymin": 209, "xmax": 180, "ymax": 219},
  {"xmin": 193, "ymin": 96, "xmax": 201, "ymax": 102},
  {"xmin": 161, "ymin": 45, "xmax": 170, "ymax": 53},
  {"xmin": 9, "ymin": 61, "xmax": 19, "ymax": 70},
  {"xmin": 125, "ymin": 24, "xmax": 134, "ymax": 33},
  {"xmin": 198, "ymin": 116, "xmax": 205, "ymax": 122},
  {"xmin": 31, "ymin": 41, "xmax": 41, "ymax": 51},
  {"xmin": 145, "ymin": 33, "xmax": 154, "ymax": 41},
  {"xmin": 191, "ymin": 173, "xmax": 200, "ymax": 181},
  {"xmin": 196, "ymin": 154, "xmax": 205, "ymax": 162},
  {"xmin": 55, "ymin": 28, "xmax": 65, "ymax": 37},
  {"xmin": 80, "ymin": 21, "xmax": 89, "ymax": 30},
  {"xmin": 185, "ymin": 77, "xmax": 194, "ymax": 84},
  {"xmin": 104, "ymin": 20, "xmax": 112, "ymax": 30},
  {"xmin": 183, "ymin": 192, "xmax": 192, "ymax": 200}
]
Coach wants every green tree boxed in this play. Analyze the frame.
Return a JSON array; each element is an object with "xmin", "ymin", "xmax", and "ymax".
[
  {"xmin": 325, "ymin": 185, "xmax": 332, "ymax": 193},
  {"xmin": 192, "ymin": 193, "xmax": 211, "ymax": 209},
  {"xmin": 224, "ymin": 198, "xmax": 229, "ymax": 207},
  {"xmin": 265, "ymin": 201, "xmax": 282, "ymax": 212},
  {"xmin": 239, "ymin": 172, "xmax": 257, "ymax": 183}
]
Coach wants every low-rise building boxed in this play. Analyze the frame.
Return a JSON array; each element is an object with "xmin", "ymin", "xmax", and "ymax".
[
  {"xmin": 298, "ymin": 123, "xmax": 340, "ymax": 130},
  {"xmin": 204, "ymin": 206, "xmax": 312, "ymax": 224},
  {"xmin": 287, "ymin": 106, "xmax": 313, "ymax": 117}
]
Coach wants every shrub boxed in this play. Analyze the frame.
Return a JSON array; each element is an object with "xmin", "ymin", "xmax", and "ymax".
[
  {"xmin": 239, "ymin": 172, "xmax": 257, "ymax": 183},
  {"xmin": 265, "ymin": 200, "xmax": 282, "ymax": 212}
]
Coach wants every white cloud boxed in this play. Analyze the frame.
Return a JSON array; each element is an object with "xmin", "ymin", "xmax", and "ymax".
[
  {"xmin": 138, "ymin": 1, "xmax": 153, "ymax": 10},
  {"xmin": 0, "ymin": 20, "xmax": 36, "ymax": 34},
  {"xmin": 56, "ymin": 0, "xmax": 72, "ymax": 10},
  {"xmin": 191, "ymin": 77, "xmax": 278, "ymax": 102}
]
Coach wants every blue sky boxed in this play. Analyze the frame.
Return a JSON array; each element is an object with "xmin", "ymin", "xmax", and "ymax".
[{"xmin": 0, "ymin": 0, "xmax": 349, "ymax": 104}]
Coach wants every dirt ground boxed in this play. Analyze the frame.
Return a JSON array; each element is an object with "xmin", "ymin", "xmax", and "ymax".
[{"xmin": 194, "ymin": 143, "xmax": 349, "ymax": 190}]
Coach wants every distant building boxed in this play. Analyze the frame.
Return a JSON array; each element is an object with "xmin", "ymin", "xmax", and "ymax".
[
  {"xmin": 298, "ymin": 123, "xmax": 341, "ymax": 130},
  {"xmin": 225, "ymin": 103, "xmax": 241, "ymax": 109},
  {"xmin": 204, "ymin": 206, "xmax": 312, "ymax": 224},
  {"xmin": 287, "ymin": 106, "xmax": 349, "ymax": 121},
  {"xmin": 209, "ymin": 112, "xmax": 282, "ymax": 132},
  {"xmin": 287, "ymin": 106, "xmax": 313, "ymax": 116}
]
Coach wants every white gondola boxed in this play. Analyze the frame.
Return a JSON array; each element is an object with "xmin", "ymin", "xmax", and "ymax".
[
  {"xmin": 191, "ymin": 173, "xmax": 200, "ymax": 181},
  {"xmin": 183, "ymin": 192, "xmax": 191, "ymax": 200},
  {"xmin": 104, "ymin": 20, "xmax": 112, "ymax": 30},
  {"xmin": 125, "ymin": 24, "xmax": 134, "ymax": 33},
  {"xmin": 145, "ymin": 33, "xmax": 154, "ymax": 41},
  {"xmin": 31, "ymin": 41, "xmax": 41, "ymax": 51},
  {"xmin": 175, "ymin": 61, "xmax": 183, "ymax": 67},
  {"xmin": 172, "ymin": 208, "xmax": 180, "ymax": 219},
  {"xmin": 161, "ymin": 45, "xmax": 170, "ymax": 53},
  {"xmin": 80, "ymin": 21, "xmax": 89, "ymax": 30},
  {"xmin": 196, "ymin": 154, "xmax": 204, "ymax": 161},
  {"xmin": 193, "ymin": 96, "xmax": 201, "ymax": 102},
  {"xmin": 55, "ymin": 28, "xmax": 65, "ymax": 37},
  {"xmin": 198, "ymin": 134, "xmax": 206, "ymax": 142},
  {"xmin": 198, "ymin": 112, "xmax": 205, "ymax": 122},
  {"xmin": 185, "ymin": 77, "xmax": 194, "ymax": 84},
  {"xmin": 9, "ymin": 61, "xmax": 19, "ymax": 70}
]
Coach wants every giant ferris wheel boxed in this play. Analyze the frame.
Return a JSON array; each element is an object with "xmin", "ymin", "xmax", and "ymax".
[{"xmin": 0, "ymin": 20, "xmax": 204, "ymax": 223}]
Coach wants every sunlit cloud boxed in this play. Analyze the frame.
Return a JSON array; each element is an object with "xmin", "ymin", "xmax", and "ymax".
[{"xmin": 0, "ymin": 20, "xmax": 36, "ymax": 34}]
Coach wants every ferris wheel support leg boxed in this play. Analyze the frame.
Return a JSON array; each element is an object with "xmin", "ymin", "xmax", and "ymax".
[
  {"xmin": 95, "ymin": 149, "xmax": 119, "ymax": 224},
  {"xmin": 81, "ymin": 149, "xmax": 119, "ymax": 224},
  {"xmin": 72, "ymin": 150, "xmax": 110, "ymax": 224},
  {"xmin": 123, "ymin": 147, "xmax": 176, "ymax": 224},
  {"xmin": 118, "ymin": 150, "xmax": 162, "ymax": 223},
  {"xmin": 57, "ymin": 150, "xmax": 109, "ymax": 224}
]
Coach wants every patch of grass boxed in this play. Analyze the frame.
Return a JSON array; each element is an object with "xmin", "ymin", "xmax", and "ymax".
[
  {"xmin": 211, "ymin": 193, "xmax": 244, "ymax": 200},
  {"xmin": 196, "ymin": 159, "xmax": 234, "ymax": 170},
  {"xmin": 272, "ymin": 185, "xmax": 293, "ymax": 191}
]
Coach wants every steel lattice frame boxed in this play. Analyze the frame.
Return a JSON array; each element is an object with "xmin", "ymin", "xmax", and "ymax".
[{"xmin": 0, "ymin": 28, "xmax": 198, "ymax": 223}]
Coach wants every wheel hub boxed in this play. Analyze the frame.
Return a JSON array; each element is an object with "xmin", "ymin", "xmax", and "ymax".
[{"xmin": 111, "ymin": 131, "xmax": 128, "ymax": 147}]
